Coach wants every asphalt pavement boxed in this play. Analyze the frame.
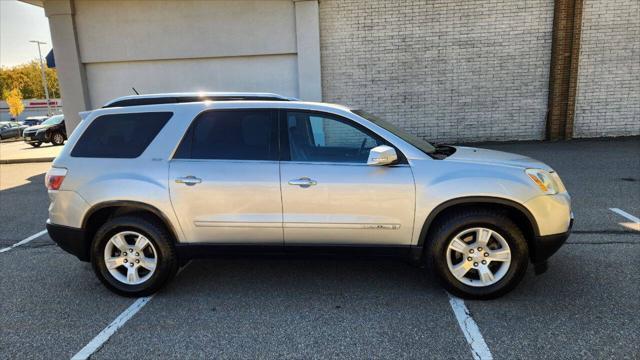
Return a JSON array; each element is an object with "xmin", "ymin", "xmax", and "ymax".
[
  {"xmin": 0, "ymin": 138, "xmax": 638, "ymax": 359},
  {"xmin": 0, "ymin": 140, "xmax": 61, "ymax": 164}
]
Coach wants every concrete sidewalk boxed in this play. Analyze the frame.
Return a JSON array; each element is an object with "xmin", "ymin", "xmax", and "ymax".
[{"xmin": 0, "ymin": 140, "xmax": 61, "ymax": 164}]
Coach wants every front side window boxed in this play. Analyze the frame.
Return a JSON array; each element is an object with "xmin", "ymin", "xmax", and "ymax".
[
  {"xmin": 174, "ymin": 109, "xmax": 278, "ymax": 161},
  {"xmin": 352, "ymin": 110, "xmax": 436, "ymax": 154},
  {"xmin": 286, "ymin": 111, "xmax": 385, "ymax": 163},
  {"xmin": 71, "ymin": 112, "xmax": 172, "ymax": 158}
]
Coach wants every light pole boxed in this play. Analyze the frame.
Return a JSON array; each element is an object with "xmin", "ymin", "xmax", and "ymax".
[{"xmin": 29, "ymin": 40, "xmax": 51, "ymax": 116}]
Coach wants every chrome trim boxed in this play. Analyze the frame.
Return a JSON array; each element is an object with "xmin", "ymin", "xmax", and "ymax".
[
  {"xmin": 284, "ymin": 222, "xmax": 400, "ymax": 230},
  {"xmin": 194, "ymin": 221, "xmax": 282, "ymax": 228}
]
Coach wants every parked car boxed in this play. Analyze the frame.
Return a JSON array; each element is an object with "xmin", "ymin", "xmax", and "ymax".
[
  {"xmin": 21, "ymin": 116, "xmax": 49, "ymax": 127},
  {"xmin": 0, "ymin": 121, "xmax": 29, "ymax": 140},
  {"xmin": 22, "ymin": 115, "xmax": 66, "ymax": 147},
  {"xmin": 45, "ymin": 93, "xmax": 572, "ymax": 299}
]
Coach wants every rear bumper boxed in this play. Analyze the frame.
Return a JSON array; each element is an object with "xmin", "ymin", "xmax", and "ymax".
[
  {"xmin": 531, "ymin": 217, "xmax": 573, "ymax": 263},
  {"xmin": 46, "ymin": 221, "xmax": 89, "ymax": 261}
]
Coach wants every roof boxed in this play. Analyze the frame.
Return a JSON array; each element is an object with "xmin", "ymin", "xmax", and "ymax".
[
  {"xmin": 102, "ymin": 92, "xmax": 297, "ymax": 108},
  {"xmin": 19, "ymin": 1, "xmax": 42, "ymax": 7}
]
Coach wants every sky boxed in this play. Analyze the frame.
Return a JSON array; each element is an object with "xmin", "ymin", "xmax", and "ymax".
[{"xmin": 1, "ymin": 0, "xmax": 52, "ymax": 67}]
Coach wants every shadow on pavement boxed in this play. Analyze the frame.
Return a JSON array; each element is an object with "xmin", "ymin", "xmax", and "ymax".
[{"xmin": 0, "ymin": 172, "xmax": 49, "ymax": 244}]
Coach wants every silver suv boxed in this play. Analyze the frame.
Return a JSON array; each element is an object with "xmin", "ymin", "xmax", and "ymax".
[{"xmin": 46, "ymin": 93, "xmax": 572, "ymax": 299}]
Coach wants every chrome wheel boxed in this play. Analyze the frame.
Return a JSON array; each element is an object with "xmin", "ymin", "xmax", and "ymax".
[
  {"xmin": 103, "ymin": 231, "xmax": 157, "ymax": 285},
  {"xmin": 446, "ymin": 227, "xmax": 511, "ymax": 287},
  {"xmin": 52, "ymin": 133, "xmax": 64, "ymax": 145}
]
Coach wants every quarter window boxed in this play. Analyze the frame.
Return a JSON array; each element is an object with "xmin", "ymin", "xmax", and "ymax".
[
  {"xmin": 71, "ymin": 112, "xmax": 172, "ymax": 158},
  {"xmin": 285, "ymin": 111, "xmax": 385, "ymax": 163},
  {"xmin": 174, "ymin": 109, "xmax": 278, "ymax": 161}
]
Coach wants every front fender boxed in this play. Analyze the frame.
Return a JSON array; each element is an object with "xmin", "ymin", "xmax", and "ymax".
[{"xmin": 410, "ymin": 160, "xmax": 540, "ymax": 245}]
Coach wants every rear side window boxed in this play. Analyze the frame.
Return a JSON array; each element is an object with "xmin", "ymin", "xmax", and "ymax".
[
  {"xmin": 174, "ymin": 109, "xmax": 278, "ymax": 161},
  {"xmin": 71, "ymin": 112, "xmax": 172, "ymax": 158},
  {"xmin": 174, "ymin": 109, "xmax": 278, "ymax": 160}
]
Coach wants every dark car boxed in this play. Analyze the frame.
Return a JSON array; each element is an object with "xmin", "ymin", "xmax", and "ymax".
[
  {"xmin": 21, "ymin": 116, "xmax": 49, "ymax": 127},
  {"xmin": 0, "ymin": 121, "xmax": 29, "ymax": 140},
  {"xmin": 23, "ymin": 115, "xmax": 67, "ymax": 147}
]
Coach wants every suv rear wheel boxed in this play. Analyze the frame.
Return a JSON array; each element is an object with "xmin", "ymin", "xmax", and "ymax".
[
  {"xmin": 91, "ymin": 216, "xmax": 178, "ymax": 297},
  {"xmin": 426, "ymin": 209, "xmax": 529, "ymax": 299}
]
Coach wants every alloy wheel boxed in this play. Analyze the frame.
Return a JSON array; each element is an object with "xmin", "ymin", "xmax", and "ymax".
[
  {"xmin": 53, "ymin": 133, "xmax": 64, "ymax": 145},
  {"xmin": 445, "ymin": 227, "xmax": 512, "ymax": 287},
  {"xmin": 103, "ymin": 231, "xmax": 158, "ymax": 285}
]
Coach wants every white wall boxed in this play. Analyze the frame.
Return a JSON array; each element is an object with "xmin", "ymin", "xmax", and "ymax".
[
  {"xmin": 85, "ymin": 55, "xmax": 299, "ymax": 107},
  {"xmin": 71, "ymin": 0, "xmax": 301, "ymax": 108},
  {"xmin": 73, "ymin": 0, "xmax": 297, "ymax": 63}
]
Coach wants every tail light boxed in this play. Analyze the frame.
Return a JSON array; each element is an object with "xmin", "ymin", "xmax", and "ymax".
[{"xmin": 45, "ymin": 167, "xmax": 67, "ymax": 190}]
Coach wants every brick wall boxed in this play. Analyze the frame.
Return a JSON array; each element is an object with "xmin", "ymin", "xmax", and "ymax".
[
  {"xmin": 573, "ymin": 0, "xmax": 640, "ymax": 138},
  {"xmin": 319, "ymin": 0, "xmax": 555, "ymax": 143}
]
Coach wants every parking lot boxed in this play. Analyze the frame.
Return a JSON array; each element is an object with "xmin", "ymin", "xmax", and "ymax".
[{"xmin": 0, "ymin": 138, "xmax": 638, "ymax": 359}]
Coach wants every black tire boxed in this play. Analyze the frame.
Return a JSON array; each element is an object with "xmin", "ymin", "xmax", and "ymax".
[
  {"xmin": 30, "ymin": 142, "xmax": 42, "ymax": 147},
  {"xmin": 51, "ymin": 132, "xmax": 65, "ymax": 146},
  {"xmin": 425, "ymin": 209, "xmax": 529, "ymax": 300},
  {"xmin": 91, "ymin": 215, "xmax": 178, "ymax": 297}
]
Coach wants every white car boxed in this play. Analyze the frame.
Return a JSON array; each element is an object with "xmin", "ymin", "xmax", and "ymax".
[{"xmin": 45, "ymin": 93, "xmax": 572, "ymax": 299}]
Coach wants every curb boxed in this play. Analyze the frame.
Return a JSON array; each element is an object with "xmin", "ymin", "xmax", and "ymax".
[{"xmin": 0, "ymin": 157, "xmax": 55, "ymax": 164}]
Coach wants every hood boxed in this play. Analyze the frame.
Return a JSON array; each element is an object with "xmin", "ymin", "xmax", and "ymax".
[
  {"xmin": 445, "ymin": 146, "xmax": 552, "ymax": 170},
  {"xmin": 24, "ymin": 124, "xmax": 50, "ymax": 131}
]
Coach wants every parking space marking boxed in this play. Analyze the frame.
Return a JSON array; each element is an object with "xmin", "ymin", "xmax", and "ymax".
[
  {"xmin": 71, "ymin": 262, "xmax": 191, "ymax": 360},
  {"xmin": 609, "ymin": 208, "xmax": 640, "ymax": 232},
  {"xmin": 0, "ymin": 229, "xmax": 47, "ymax": 253},
  {"xmin": 448, "ymin": 294, "xmax": 493, "ymax": 360},
  {"xmin": 71, "ymin": 296, "xmax": 154, "ymax": 360}
]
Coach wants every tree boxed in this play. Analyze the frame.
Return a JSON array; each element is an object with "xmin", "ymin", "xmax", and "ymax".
[
  {"xmin": 3, "ymin": 88, "xmax": 25, "ymax": 119},
  {"xmin": 0, "ymin": 60, "xmax": 60, "ymax": 99}
]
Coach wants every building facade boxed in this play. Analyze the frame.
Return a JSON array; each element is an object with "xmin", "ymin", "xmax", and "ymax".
[
  {"xmin": 24, "ymin": 0, "xmax": 639, "ymax": 142},
  {"xmin": 0, "ymin": 99, "xmax": 63, "ymax": 122}
]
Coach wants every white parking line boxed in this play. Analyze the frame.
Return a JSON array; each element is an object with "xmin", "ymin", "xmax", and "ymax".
[
  {"xmin": 0, "ymin": 229, "xmax": 47, "ymax": 253},
  {"xmin": 71, "ymin": 296, "xmax": 154, "ymax": 360},
  {"xmin": 448, "ymin": 294, "xmax": 493, "ymax": 360},
  {"xmin": 71, "ymin": 262, "xmax": 191, "ymax": 360},
  {"xmin": 609, "ymin": 208, "xmax": 640, "ymax": 231}
]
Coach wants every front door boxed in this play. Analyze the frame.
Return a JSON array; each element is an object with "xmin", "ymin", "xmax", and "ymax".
[
  {"xmin": 169, "ymin": 109, "xmax": 283, "ymax": 244},
  {"xmin": 280, "ymin": 110, "xmax": 415, "ymax": 246}
]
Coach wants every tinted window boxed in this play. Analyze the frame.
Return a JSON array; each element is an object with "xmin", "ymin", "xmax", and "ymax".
[
  {"xmin": 41, "ymin": 115, "xmax": 64, "ymax": 126},
  {"xmin": 71, "ymin": 112, "xmax": 172, "ymax": 158},
  {"xmin": 286, "ymin": 111, "xmax": 385, "ymax": 163},
  {"xmin": 174, "ymin": 110, "xmax": 277, "ymax": 161}
]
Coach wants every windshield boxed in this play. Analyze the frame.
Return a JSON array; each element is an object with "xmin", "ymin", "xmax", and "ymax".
[
  {"xmin": 352, "ymin": 110, "xmax": 435, "ymax": 154},
  {"xmin": 41, "ymin": 115, "xmax": 64, "ymax": 126}
]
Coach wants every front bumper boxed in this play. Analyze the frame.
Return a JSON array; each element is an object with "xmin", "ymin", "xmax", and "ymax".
[
  {"xmin": 46, "ymin": 221, "xmax": 89, "ymax": 261},
  {"xmin": 531, "ymin": 217, "xmax": 573, "ymax": 264},
  {"xmin": 23, "ymin": 131, "xmax": 46, "ymax": 143}
]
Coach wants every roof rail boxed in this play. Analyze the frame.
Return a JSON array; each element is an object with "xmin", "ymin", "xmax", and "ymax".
[{"xmin": 102, "ymin": 92, "xmax": 296, "ymax": 108}]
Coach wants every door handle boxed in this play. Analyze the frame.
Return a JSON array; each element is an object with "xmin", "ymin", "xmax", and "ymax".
[
  {"xmin": 175, "ymin": 175, "xmax": 202, "ymax": 186},
  {"xmin": 288, "ymin": 177, "xmax": 317, "ymax": 188}
]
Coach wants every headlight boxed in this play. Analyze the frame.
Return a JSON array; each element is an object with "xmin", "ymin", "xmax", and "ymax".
[
  {"xmin": 36, "ymin": 129, "xmax": 46, "ymax": 135},
  {"xmin": 525, "ymin": 169, "xmax": 560, "ymax": 195}
]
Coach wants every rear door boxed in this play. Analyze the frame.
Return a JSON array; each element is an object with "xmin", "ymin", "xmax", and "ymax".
[
  {"xmin": 280, "ymin": 110, "xmax": 416, "ymax": 246},
  {"xmin": 168, "ymin": 109, "xmax": 283, "ymax": 244}
]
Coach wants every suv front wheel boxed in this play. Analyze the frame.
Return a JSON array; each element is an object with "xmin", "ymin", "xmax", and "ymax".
[
  {"xmin": 426, "ymin": 209, "xmax": 529, "ymax": 300},
  {"xmin": 91, "ymin": 216, "xmax": 178, "ymax": 297}
]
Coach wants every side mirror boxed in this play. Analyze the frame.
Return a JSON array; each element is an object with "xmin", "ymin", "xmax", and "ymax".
[{"xmin": 367, "ymin": 145, "xmax": 398, "ymax": 166}]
